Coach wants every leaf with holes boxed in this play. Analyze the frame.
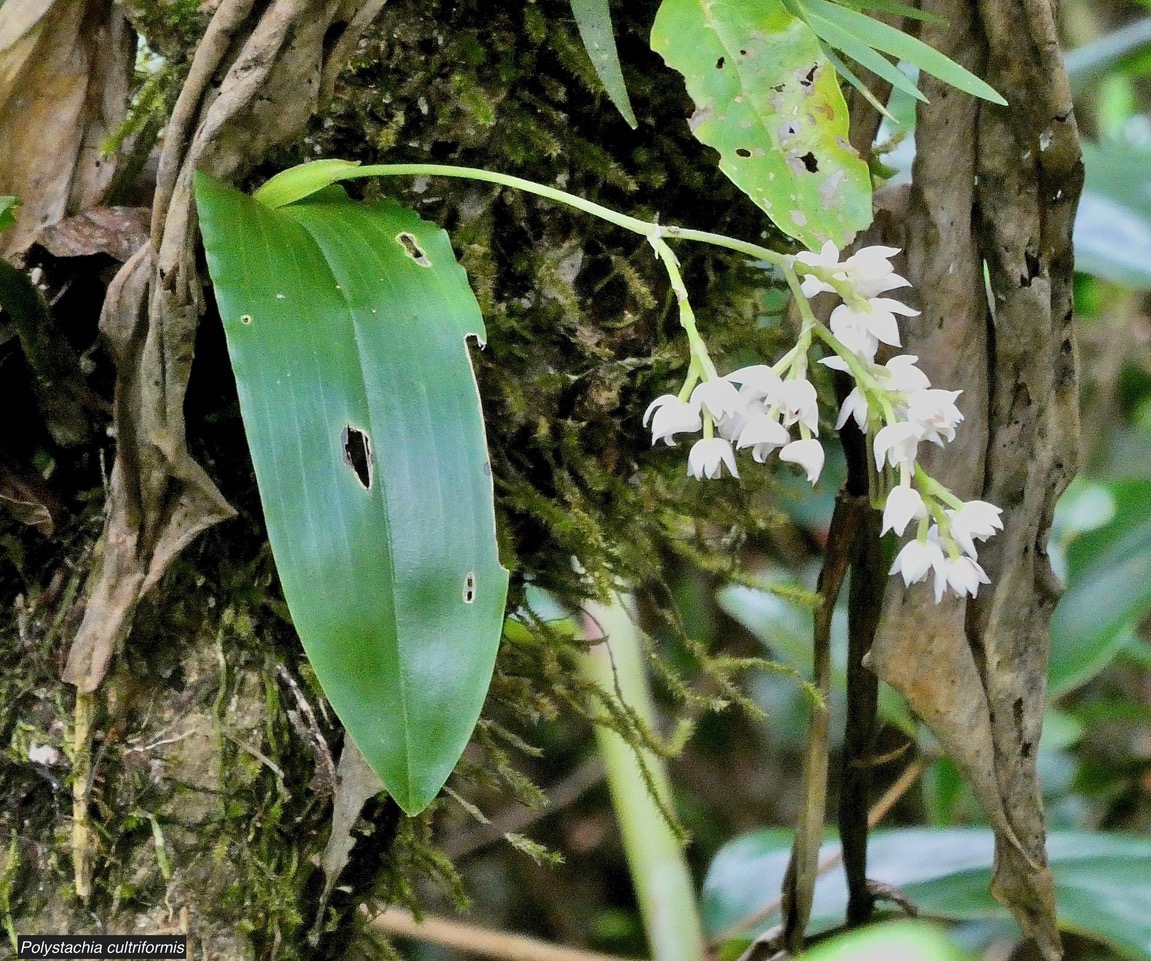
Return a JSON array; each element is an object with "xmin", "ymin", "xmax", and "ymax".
[
  {"xmin": 195, "ymin": 173, "xmax": 509, "ymax": 815},
  {"xmin": 651, "ymin": 0, "xmax": 872, "ymax": 248}
]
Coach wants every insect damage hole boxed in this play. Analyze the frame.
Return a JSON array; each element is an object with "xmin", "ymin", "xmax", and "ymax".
[
  {"xmin": 341, "ymin": 425, "xmax": 373, "ymax": 490},
  {"xmin": 799, "ymin": 151, "xmax": 819, "ymax": 172},
  {"xmin": 396, "ymin": 232, "xmax": 431, "ymax": 267},
  {"xmin": 736, "ymin": 147, "xmax": 752, "ymax": 158},
  {"xmin": 463, "ymin": 572, "xmax": 476, "ymax": 604}
]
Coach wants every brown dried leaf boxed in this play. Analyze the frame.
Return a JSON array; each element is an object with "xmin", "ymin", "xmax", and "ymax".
[
  {"xmin": 320, "ymin": 740, "xmax": 385, "ymax": 909},
  {"xmin": 36, "ymin": 207, "xmax": 151, "ymax": 263},
  {"xmin": 0, "ymin": 0, "xmax": 134, "ymax": 258},
  {"xmin": 0, "ymin": 460, "xmax": 61, "ymax": 535},
  {"xmin": 63, "ymin": 0, "xmax": 387, "ymax": 693}
]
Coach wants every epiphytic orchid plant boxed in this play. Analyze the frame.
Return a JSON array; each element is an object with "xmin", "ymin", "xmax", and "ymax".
[{"xmin": 195, "ymin": 0, "xmax": 1010, "ymax": 816}]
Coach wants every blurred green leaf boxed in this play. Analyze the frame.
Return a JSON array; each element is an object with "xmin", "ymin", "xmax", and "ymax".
[
  {"xmin": 703, "ymin": 828, "xmax": 1151, "ymax": 959},
  {"xmin": 651, "ymin": 0, "xmax": 872, "ymax": 248},
  {"xmin": 1066, "ymin": 18, "xmax": 1151, "ymax": 92},
  {"xmin": 803, "ymin": 921, "xmax": 971, "ymax": 961},
  {"xmin": 196, "ymin": 173, "xmax": 509, "ymax": 814},
  {"xmin": 0, "ymin": 196, "xmax": 18, "ymax": 233},
  {"xmin": 569, "ymin": 0, "xmax": 638, "ymax": 128},
  {"xmin": 719, "ymin": 581, "xmax": 915, "ymax": 733},
  {"xmin": 1050, "ymin": 478, "xmax": 1151, "ymax": 696},
  {"xmin": 1075, "ymin": 141, "xmax": 1151, "ymax": 290}
]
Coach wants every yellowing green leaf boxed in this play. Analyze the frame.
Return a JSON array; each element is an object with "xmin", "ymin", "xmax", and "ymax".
[{"xmin": 651, "ymin": 0, "xmax": 872, "ymax": 249}]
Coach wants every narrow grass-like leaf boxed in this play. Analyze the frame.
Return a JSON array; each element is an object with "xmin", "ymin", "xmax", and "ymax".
[
  {"xmin": 818, "ymin": 42, "xmax": 896, "ymax": 120},
  {"xmin": 651, "ymin": 0, "xmax": 873, "ymax": 248},
  {"xmin": 831, "ymin": 0, "xmax": 945, "ymax": 24},
  {"xmin": 795, "ymin": 0, "xmax": 1007, "ymax": 104},
  {"xmin": 1066, "ymin": 18, "xmax": 1151, "ymax": 91},
  {"xmin": 196, "ymin": 173, "xmax": 509, "ymax": 815},
  {"xmin": 801, "ymin": 7, "xmax": 926, "ymax": 103},
  {"xmin": 570, "ymin": 0, "xmax": 638, "ymax": 128}
]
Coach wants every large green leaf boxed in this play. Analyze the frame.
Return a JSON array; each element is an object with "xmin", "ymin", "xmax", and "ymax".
[
  {"xmin": 569, "ymin": 0, "xmax": 638, "ymax": 128},
  {"xmin": 651, "ymin": 0, "xmax": 872, "ymax": 249},
  {"xmin": 195, "ymin": 174, "xmax": 509, "ymax": 814},
  {"xmin": 702, "ymin": 828, "xmax": 1151, "ymax": 959},
  {"xmin": 1050, "ymin": 478, "xmax": 1151, "ymax": 695}
]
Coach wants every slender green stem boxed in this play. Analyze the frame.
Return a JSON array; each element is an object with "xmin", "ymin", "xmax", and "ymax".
[
  {"xmin": 914, "ymin": 463, "xmax": 965, "ymax": 509},
  {"xmin": 579, "ymin": 594, "xmax": 705, "ymax": 961},
  {"xmin": 348, "ymin": 164, "xmax": 763, "ymax": 382},
  {"xmin": 351, "ymin": 163, "xmax": 790, "ymax": 266}
]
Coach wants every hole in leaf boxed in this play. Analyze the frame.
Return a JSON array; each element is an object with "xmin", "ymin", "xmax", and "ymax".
[
  {"xmin": 396, "ymin": 232, "xmax": 431, "ymax": 267},
  {"xmin": 715, "ymin": 56, "xmax": 725, "ymax": 69},
  {"xmin": 463, "ymin": 572, "xmax": 476, "ymax": 604},
  {"xmin": 736, "ymin": 147, "xmax": 752, "ymax": 158},
  {"xmin": 240, "ymin": 314, "xmax": 253, "ymax": 325},
  {"xmin": 800, "ymin": 63, "xmax": 819, "ymax": 86},
  {"xmin": 799, "ymin": 151, "xmax": 819, "ymax": 172},
  {"xmin": 341, "ymin": 425, "xmax": 372, "ymax": 490}
]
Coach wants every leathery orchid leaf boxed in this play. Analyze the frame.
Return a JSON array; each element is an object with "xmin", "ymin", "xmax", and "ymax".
[{"xmin": 195, "ymin": 172, "xmax": 509, "ymax": 814}]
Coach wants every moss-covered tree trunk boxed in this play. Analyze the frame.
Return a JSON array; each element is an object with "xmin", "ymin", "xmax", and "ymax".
[{"xmin": 0, "ymin": 2, "xmax": 786, "ymax": 957}]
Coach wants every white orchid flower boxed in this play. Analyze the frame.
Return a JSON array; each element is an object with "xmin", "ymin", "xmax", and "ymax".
[
  {"xmin": 835, "ymin": 386, "xmax": 869, "ymax": 431},
  {"xmin": 724, "ymin": 364, "xmax": 784, "ymax": 401},
  {"xmin": 890, "ymin": 536, "xmax": 946, "ymax": 588},
  {"xmin": 687, "ymin": 437, "xmax": 739, "ymax": 480},
  {"xmin": 907, "ymin": 388, "xmax": 964, "ymax": 445},
  {"xmin": 873, "ymin": 421, "xmax": 921, "ymax": 470},
  {"xmin": 780, "ymin": 438, "xmax": 825, "ymax": 485},
  {"xmin": 830, "ymin": 297, "xmax": 918, "ymax": 350},
  {"xmin": 947, "ymin": 500, "xmax": 1004, "ymax": 557},
  {"xmin": 939, "ymin": 554, "xmax": 991, "ymax": 601},
  {"xmin": 882, "ymin": 485, "xmax": 928, "ymax": 536},
  {"xmin": 643, "ymin": 394, "xmax": 702, "ymax": 446},
  {"xmin": 736, "ymin": 413, "xmax": 791, "ymax": 462},
  {"xmin": 691, "ymin": 379, "xmax": 745, "ymax": 424}
]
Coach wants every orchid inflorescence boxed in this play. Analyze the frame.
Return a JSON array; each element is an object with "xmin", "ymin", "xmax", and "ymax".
[{"xmin": 643, "ymin": 241, "xmax": 1003, "ymax": 603}]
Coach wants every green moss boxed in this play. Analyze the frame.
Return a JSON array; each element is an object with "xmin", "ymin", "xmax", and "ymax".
[{"xmin": 2, "ymin": 0, "xmax": 813, "ymax": 955}]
